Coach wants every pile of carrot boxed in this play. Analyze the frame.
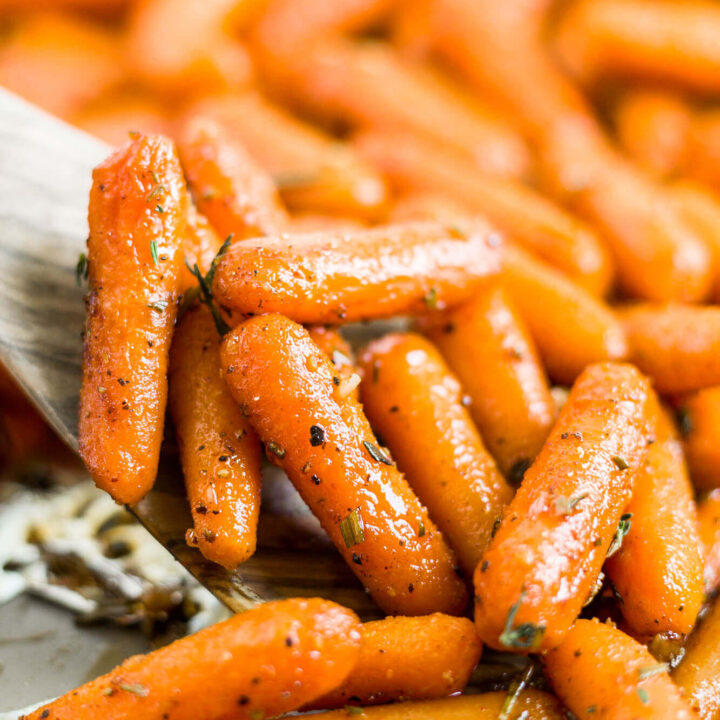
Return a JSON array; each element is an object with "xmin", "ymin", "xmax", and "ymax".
[{"xmin": 7, "ymin": 0, "xmax": 720, "ymax": 718}]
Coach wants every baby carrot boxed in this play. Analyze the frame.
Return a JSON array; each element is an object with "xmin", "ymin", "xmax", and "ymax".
[
  {"xmin": 698, "ymin": 489, "xmax": 720, "ymax": 593},
  {"xmin": 311, "ymin": 613, "xmax": 482, "ymax": 708},
  {"xmin": 685, "ymin": 109, "xmax": 720, "ymax": 191},
  {"xmin": 307, "ymin": 326, "xmax": 358, "ymax": 395},
  {"xmin": 23, "ymin": 598, "xmax": 361, "ymax": 720},
  {"xmin": 545, "ymin": 619, "xmax": 695, "ymax": 719},
  {"xmin": 501, "ymin": 245, "xmax": 627, "ymax": 384},
  {"xmin": 211, "ymin": 220, "xmax": 501, "ymax": 325},
  {"xmin": 605, "ymin": 403, "xmax": 704, "ymax": 639},
  {"xmin": 219, "ymin": 314, "xmax": 468, "ymax": 616},
  {"xmin": 78, "ymin": 135, "xmax": 188, "ymax": 506},
  {"xmin": 176, "ymin": 116, "xmax": 289, "ymax": 241},
  {"xmin": 179, "ymin": 203, "xmax": 223, "ymax": 293},
  {"xmin": 474, "ymin": 362, "xmax": 653, "ymax": 652},
  {"xmin": 187, "ymin": 93, "xmax": 389, "ymax": 220},
  {"xmin": 168, "ymin": 305, "xmax": 262, "ymax": 569},
  {"xmin": 680, "ymin": 387, "xmax": 720, "ymax": 490},
  {"xmin": 422, "ymin": 283, "xmax": 555, "ymax": 480},
  {"xmin": 358, "ymin": 333, "xmax": 513, "ymax": 574},
  {"xmin": 621, "ymin": 303, "xmax": 720, "ymax": 394},
  {"xmin": 354, "ymin": 129, "xmax": 611, "ymax": 296},
  {"xmin": 673, "ymin": 597, "xmax": 720, "ymax": 720}
]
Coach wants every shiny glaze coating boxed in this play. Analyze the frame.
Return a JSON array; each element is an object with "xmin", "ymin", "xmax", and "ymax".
[
  {"xmin": 22, "ymin": 598, "xmax": 361, "ymax": 720},
  {"xmin": 311, "ymin": 613, "xmax": 482, "ymax": 708},
  {"xmin": 355, "ymin": 129, "xmax": 611, "ymax": 296},
  {"xmin": 79, "ymin": 134, "xmax": 187, "ymax": 506},
  {"xmin": 168, "ymin": 304, "xmax": 262, "ymax": 569},
  {"xmin": 307, "ymin": 325, "xmax": 358, "ymax": 399},
  {"xmin": 474, "ymin": 362, "xmax": 653, "ymax": 651},
  {"xmin": 606, "ymin": 404, "xmax": 704, "ymax": 639},
  {"xmin": 177, "ymin": 116, "xmax": 289, "ymax": 241},
  {"xmin": 546, "ymin": 619, "xmax": 695, "ymax": 719},
  {"xmin": 502, "ymin": 245, "xmax": 627, "ymax": 384},
  {"xmin": 622, "ymin": 303, "xmax": 720, "ymax": 394},
  {"xmin": 423, "ymin": 283, "xmax": 555, "ymax": 478},
  {"xmin": 212, "ymin": 220, "xmax": 501, "ymax": 325},
  {"xmin": 698, "ymin": 488, "xmax": 720, "ymax": 593},
  {"xmin": 219, "ymin": 314, "xmax": 469, "ymax": 616},
  {"xmin": 359, "ymin": 332, "xmax": 512, "ymax": 574},
  {"xmin": 179, "ymin": 203, "xmax": 222, "ymax": 292}
]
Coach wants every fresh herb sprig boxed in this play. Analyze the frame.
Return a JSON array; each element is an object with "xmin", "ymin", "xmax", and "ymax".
[{"xmin": 186, "ymin": 235, "xmax": 233, "ymax": 335}]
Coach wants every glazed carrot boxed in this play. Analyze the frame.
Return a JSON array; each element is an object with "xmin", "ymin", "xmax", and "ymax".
[
  {"xmin": 23, "ymin": 598, "xmax": 361, "ymax": 720},
  {"xmin": 545, "ymin": 619, "xmax": 695, "ymax": 719},
  {"xmin": 0, "ymin": 12, "xmax": 122, "ymax": 120},
  {"xmin": 187, "ymin": 93, "xmax": 388, "ymax": 220},
  {"xmin": 698, "ymin": 489, "xmax": 720, "ymax": 593},
  {"xmin": 674, "ymin": 597, "xmax": 720, "ymax": 720},
  {"xmin": 354, "ymin": 129, "xmax": 611, "ymax": 296},
  {"xmin": 501, "ymin": 245, "xmax": 627, "ymax": 384},
  {"xmin": 168, "ymin": 305, "xmax": 262, "ymax": 569},
  {"xmin": 176, "ymin": 116, "xmax": 289, "ymax": 241},
  {"xmin": 212, "ymin": 220, "xmax": 501, "ymax": 325},
  {"xmin": 613, "ymin": 90, "xmax": 692, "ymax": 178},
  {"xmin": 301, "ymin": 691, "xmax": 567, "ymax": 720},
  {"xmin": 358, "ymin": 333, "xmax": 512, "ymax": 574},
  {"xmin": 290, "ymin": 214, "xmax": 366, "ymax": 233},
  {"xmin": 685, "ymin": 110, "xmax": 720, "ymax": 190},
  {"xmin": 257, "ymin": 37, "xmax": 530, "ymax": 179},
  {"xmin": 179, "ymin": 203, "xmax": 223, "ymax": 293},
  {"xmin": 220, "ymin": 315, "xmax": 468, "ymax": 616},
  {"xmin": 78, "ymin": 135, "xmax": 187, "ymax": 506},
  {"xmin": 605, "ymin": 404, "xmax": 704, "ymax": 639},
  {"xmin": 422, "ymin": 284, "xmax": 555, "ymax": 480},
  {"xmin": 680, "ymin": 387, "xmax": 720, "ymax": 490},
  {"xmin": 621, "ymin": 303, "xmax": 720, "ymax": 394},
  {"xmin": 474, "ymin": 362, "xmax": 653, "ymax": 652},
  {"xmin": 311, "ymin": 613, "xmax": 482, "ymax": 708},
  {"xmin": 554, "ymin": 0, "xmax": 720, "ymax": 94},
  {"xmin": 307, "ymin": 326, "xmax": 358, "ymax": 393}
]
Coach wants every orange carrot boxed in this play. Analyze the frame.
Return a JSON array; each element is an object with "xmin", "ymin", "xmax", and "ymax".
[
  {"xmin": 358, "ymin": 333, "xmax": 512, "ymax": 574},
  {"xmin": 355, "ymin": 129, "xmax": 611, "ymax": 296},
  {"xmin": 212, "ymin": 220, "xmax": 501, "ymax": 325},
  {"xmin": 219, "ymin": 314, "xmax": 468, "ymax": 616},
  {"xmin": 673, "ymin": 597, "xmax": 720, "ymax": 720},
  {"xmin": 307, "ymin": 326, "xmax": 358, "ymax": 394},
  {"xmin": 554, "ymin": 0, "xmax": 720, "ymax": 95},
  {"xmin": 545, "ymin": 618, "xmax": 695, "ymax": 719},
  {"xmin": 176, "ymin": 116, "xmax": 289, "ymax": 241},
  {"xmin": 168, "ymin": 304, "xmax": 262, "ymax": 569},
  {"xmin": 474, "ymin": 362, "xmax": 653, "ymax": 652},
  {"xmin": 621, "ymin": 303, "xmax": 720, "ymax": 394},
  {"xmin": 680, "ymin": 387, "xmax": 720, "ymax": 490},
  {"xmin": 422, "ymin": 283, "xmax": 555, "ymax": 480},
  {"xmin": 501, "ymin": 245, "xmax": 627, "ymax": 384},
  {"xmin": 290, "ymin": 214, "xmax": 366, "ymax": 233},
  {"xmin": 187, "ymin": 93, "xmax": 389, "ymax": 220},
  {"xmin": 179, "ymin": 203, "xmax": 223, "ymax": 293},
  {"xmin": 698, "ymin": 489, "xmax": 720, "ymax": 593},
  {"xmin": 23, "ymin": 598, "xmax": 361, "ymax": 720},
  {"xmin": 685, "ymin": 109, "xmax": 720, "ymax": 190},
  {"xmin": 79, "ymin": 135, "xmax": 188, "ymax": 506},
  {"xmin": 311, "ymin": 613, "xmax": 482, "ymax": 708},
  {"xmin": 605, "ymin": 404, "xmax": 704, "ymax": 639}
]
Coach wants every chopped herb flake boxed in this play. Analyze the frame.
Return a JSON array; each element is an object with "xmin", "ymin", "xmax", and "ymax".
[
  {"xmin": 147, "ymin": 300, "xmax": 168, "ymax": 313},
  {"xmin": 150, "ymin": 240, "xmax": 159, "ymax": 266},
  {"xmin": 606, "ymin": 513, "xmax": 633, "ymax": 558},
  {"xmin": 612, "ymin": 455, "xmax": 629, "ymax": 470},
  {"xmin": 637, "ymin": 663, "xmax": 668, "ymax": 680},
  {"xmin": 119, "ymin": 683, "xmax": 149, "ymax": 697},
  {"xmin": 555, "ymin": 492, "xmax": 588, "ymax": 516},
  {"xmin": 344, "ymin": 707, "xmax": 364, "ymax": 716},
  {"xmin": 423, "ymin": 287, "xmax": 439, "ymax": 309},
  {"xmin": 418, "ymin": 521, "xmax": 426, "ymax": 537},
  {"xmin": 363, "ymin": 440, "xmax": 392, "ymax": 465},
  {"xmin": 76, "ymin": 252, "xmax": 89, "ymax": 286},
  {"xmin": 499, "ymin": 591, "xmax": 546, "ymax": 650},
  {"xmin": 637, "ymin": 688, "xmax": 649, "ymax": 705},
  {"xmin": 340, "ymin": 508, "xmax": 365, "ymax": 548}
]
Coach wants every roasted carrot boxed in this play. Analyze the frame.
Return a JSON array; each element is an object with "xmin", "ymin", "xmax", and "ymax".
[
  {"xmin": 78, "ymin": 135, "xmax": 187, "ymax": 506},
  {"xmin": 179, "ymin": 203, "xmax": 223, "ymax": 293},
  {"xmin": 501, "ymin": 245, "xmax": 627, "ymax": 384},
  {"xmin": 685, "ymin": 109, "xmax": 720, "ymax": 191},
  {"xmin": 0, "ymin": 0, "xmax": 124, "ymax": 11},
  {"xmin": 613, "ymin": 90, "xmax": 692, "ymax": 179},
  {"xmin": 23, "ymin": 598, "xmax": 361, "ymax": 720},
  {"xmin": 307, "ymin": 326, "xmax": 358, "ymax": 394},
  {"xmin": 311, "ymin": 613, "xmax": 482, "ymax": 708},
  {"xmin": 474, "ymin": 362, "xmax": 653, "ymax": 652},
  {"xmin": 422, "ymin": 284, "xmax": 555, "ymax": 480},
  {"xmin": 680, "ymin": 387, "xmax": 720, "ymax": 490},
  {"xmin": 290, "ymin": 214, "xmax": 366, "ymax": 233},
  {"xmin": 219, "ymin": 314, "xmax": 468, "ymax": 616},
  {"xmin": 187, "ymin": 93, "xmax": 389, "ymax": 220},
  {"xmin": 358, "ymin": 333, "xmax": 512, "ymax": 574},
  {"xmin": 545, "ymin": 618, "xmax": 695, "ymax": 719},
  {"xmin": 211, "ymin": 220, "xmax": 501, "ymax": 325},
  {"xmin": 176, "ymin": 116, "xmax": 289, "ymax": 241},
  {"xmin": 0, "ymin": 12, "xmax": 122, "ymax": 120},
  {"xmin": 605, "ymin": 403, "xmax": 704, "ymax": 639},
  {"xmin": 355, "ymin": 129, "xmax": 611, "ymax": 296},
  {"xmin": 554, "ymin": 0, "xmax": 720, "ymax": 95},
  {"xmin": 621, "ymin": 303, "xmax": 720, "ymax": 394},
  {"xmin": 168, "ymin": 304, "xmax": 262, "ymax": 569},
  {"xmin": 698, "ymin": 489, "xmax": 720, "ymax": 593}
]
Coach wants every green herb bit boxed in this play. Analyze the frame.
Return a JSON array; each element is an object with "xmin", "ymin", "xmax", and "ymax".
[
  {"xmin": 611, "ymin": 455, "xmax": 629, "ymax": 470},
  {"xmin": 146, "ymin": 183, "xmax": 166, "ymax": 202},
  {"xmin": 606, "ymin": 513, "xmax": 633, "ymax": 558},
  {"xmin": 147, "ymin": 300, "xmax": 168, "ymax": 313},
  {"xmin": 119, "ymin": 683, "xmax": 149, "ymax": 697},
  {"xmin": 423, "ymin": 287, "xmax": 439, "ymax": 309},
  {"xmin": 637, "ymin": 688, "xmax": 650, "ymax": 705},
  {"xmin": 155, "ymin": 204, "xmax": 165, "ymax": 213},
  {"xmin": 340, "ymin": 508, "xmax": 365, "ymax": 548},
  {"xmin": 586, "ymin": 707, "xmax": 596, "ymax": 714},
  {"xmin": 266, "ymin": 441, "xmax": 285, "ymax": 459},
  {"xmin": 150, "ymin": 240, "xmax": 159, "ymax": 266},
  {"xmin": 343, "ymin": 706, "xmax": 364, "ymax": 716},
  {"xmin": 76, "ymin": 252, "xmax": 89, "ymax": 286},
  {"xmin": 499, "ymin": 660, "xmax": 536, "ymax": 720},
  {"xmin": 418, "ymin": 521, "xmax": 426, "ymax": 538},
  {"xmin": 583, "ymin": 571, "xmax": 605, "ymax": 608},
  {"xmin": 637, "ymin": 663, "xmax": 668, "ymax": 680},
  {"xmin": 499, "ymin": 591, "xmax": 546, "ymax": 651},
  {"xmin": 186, "ymin": 235, "xmax": 233, "ymax": 336},
  {"xmin": 363, "ymin": 440, "xmax": 393, "ymax": 465},
  {"xmin": 554, "ymin": 491, "xmax": 589, "ymax": 516}
]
